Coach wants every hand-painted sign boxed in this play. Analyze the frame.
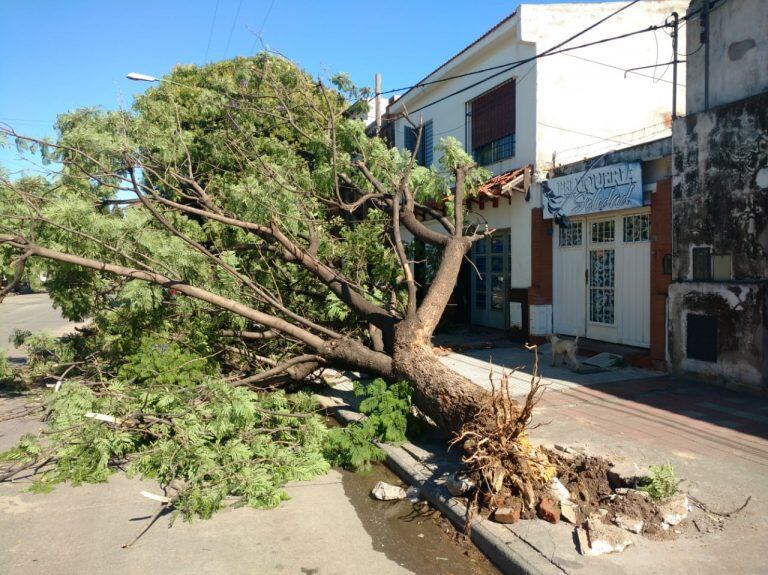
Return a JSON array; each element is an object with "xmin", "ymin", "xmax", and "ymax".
[{"xmin": 542, "ymin": 162, "xmax": 643, "ymax": 219}]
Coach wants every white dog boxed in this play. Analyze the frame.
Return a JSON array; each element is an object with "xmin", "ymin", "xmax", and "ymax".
[{"xmin": 546, "ymin": 334, "xmax": 581, "ymax": 369}]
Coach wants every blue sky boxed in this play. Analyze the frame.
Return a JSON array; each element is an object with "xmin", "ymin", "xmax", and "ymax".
[{"xmin": 0, "ymin": 0, "xmax": 606, "ymax": 175}]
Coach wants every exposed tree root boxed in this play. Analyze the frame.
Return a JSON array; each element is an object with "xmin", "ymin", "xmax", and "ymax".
[{"xmin": 450, "ymin": 345, "xmax": 553, "ymax": 528}]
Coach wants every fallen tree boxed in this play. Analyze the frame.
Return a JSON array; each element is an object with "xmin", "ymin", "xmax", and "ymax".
[{"xmin": 0, "ymin": 55, "xmax": 493, "ymax": 434}]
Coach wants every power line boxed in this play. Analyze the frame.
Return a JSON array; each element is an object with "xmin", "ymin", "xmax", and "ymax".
[
  {"xmin": 379, "ymin": 0, "xmax": 650, "ymax": 101},
  {"xmin": 403, "ymin": 0, "xmax": 654, "ymax": 116},
  {"xmin": 204, "ymin": 0, "xmax": 221, "ymax": 62},
  {"xmin": 250, "ymin": 0, "xmax": 277, "ymax": 54},
  {"xmin": 561, "ymin": 53, "xmax": 683, "ymax": 86},
  {"xmin": 224, "ymin": 0, "xmax": 245, "ymax": 58}
]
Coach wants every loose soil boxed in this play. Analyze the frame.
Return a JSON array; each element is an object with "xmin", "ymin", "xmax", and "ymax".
[{"xmin": 471, "ymin": 447, "xmax": 678, "ymax": 540}]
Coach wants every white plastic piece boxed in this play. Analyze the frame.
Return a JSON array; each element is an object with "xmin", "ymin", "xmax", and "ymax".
[
  {"xmin": 140, "ymin": 490, "xmax": 170, "ymax": 503},
  {"xmin": 84, "ymin": 412, "xmax": 120, "ymax": 424}
]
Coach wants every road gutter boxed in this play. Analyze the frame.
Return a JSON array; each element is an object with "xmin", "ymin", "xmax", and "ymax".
[{"xmin": 314, "ymin": 375, "xmax": 563, "ymax": 575}]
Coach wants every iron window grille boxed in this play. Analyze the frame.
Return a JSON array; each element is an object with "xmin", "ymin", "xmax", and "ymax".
[
  {"xmin": 623, "ymin": 214, "xmax": 650, "ymax": 242},
  {"xmin": 591, "ymin": 220, "xmax": 615, "ymax": 243},
  {"xmin": 473, "ymin": 134, "xmax": 515, "ymax": 166},
  {"xmin": 559, "ymin": 222, "xmax": 583, "ymax": 247}
]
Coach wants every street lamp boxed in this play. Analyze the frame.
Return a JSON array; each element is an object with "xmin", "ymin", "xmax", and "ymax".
[{"xmin": 126, "ymin": 72, "xmax": 158, "ymax": 83}]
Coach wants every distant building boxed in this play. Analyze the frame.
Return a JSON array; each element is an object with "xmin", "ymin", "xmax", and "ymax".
[{"xmin": 669, "ymin": 0, "xmax": 768, "ymax": 389}]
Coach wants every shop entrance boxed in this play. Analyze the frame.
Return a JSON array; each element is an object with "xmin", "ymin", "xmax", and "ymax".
[{"xmin": 553, "ymin": 212, "xmax": 650, "ymax": 347}]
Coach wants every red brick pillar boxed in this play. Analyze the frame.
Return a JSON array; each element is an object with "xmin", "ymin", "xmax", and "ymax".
[
  {"xmin": 528, "ymin": 207, "xmax": 553, "ymax": 343},
  {"xmin": 650, "ymin": 178, "xmax": 672, "ymax": 365}
]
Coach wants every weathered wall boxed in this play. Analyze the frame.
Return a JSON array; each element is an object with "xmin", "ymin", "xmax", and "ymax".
[
  {"xmin": 670, "ymin": 89, "xmax": 768, "ymax": 389},
  {"xmin": 686, "ymin": 0, "xmax": 768, "ymax": 114},
  {"xmin": 672, "ymin": 91, "xmax": 768, "ymax": 280},
  {"xmin": 668, "ymin": 282, "xmax": 764, "ymax": 388}
]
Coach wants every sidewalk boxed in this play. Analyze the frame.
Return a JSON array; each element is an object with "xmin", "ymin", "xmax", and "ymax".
[{"xmin": 438, "ymin": 347, "xmax": 768, "ymax": 574}]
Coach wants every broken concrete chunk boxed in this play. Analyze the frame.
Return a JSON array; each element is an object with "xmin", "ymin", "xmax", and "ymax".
[
  {"xmin": 560, "ymin": 500, "xmax": 579, "ymax": 524},
  {"xmin": 660, "ymin": 494, "xmax": 690, "ymax": 526},
  {"xmin": 575, "ymin": 527, "xmax": 591, "ymax": 555},
  {"xmin": 445, "ymin": 474, "xmax": 475, "ymax": 497},
  {"xmin": 607, "ymin": 461, "xmax": 649, "ymax": 488},
  {"xmin": 537, "ymin": 497, "xmax": 560, "ymax": 524},
  {"xmin": 613, "ymin": 514, "xmax": 644, "ymax": 534},
  {"xmin": 371, "ymin": 481, "xmax": 406, "ymax": 501},
  {"xmin": 493, "ymin": 500, "xmax": 522, "ymax": 524},
  {"xmin": 585, "ymin": 517, "xmax": 634, "ymax": 555},
  {"xmin": 549, "ymin": 477, "xmax": 571, "ymax": 503}
]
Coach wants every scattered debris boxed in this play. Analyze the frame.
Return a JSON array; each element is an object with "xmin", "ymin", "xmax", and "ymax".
[
  {"xmin": 613, "ymin": 514, "xmax": 644, "ymax": 534},
  {"xmin": 607, "ymin": 461, "xmax": 649, "ymax": 488},
  {"xmin": 84, "ymin": 412, "xmax": 121, "ymax": 424},
  {"xmin": 548, "ymin": 477, "xmax": 571, "ymax": 503},
  {"xmin": 405, "ymin": 486, "xmax": 422, "ymax": 503},
  {"xmin": 560, "ymin": 500, "xmax": 579, "ymax": 524},
  {"xmin": 139, "ymin": 490, "xmax": 171, "ymax": 503},
  {"xmin": 688, "ymin": 494, "xmax": 751, "ymax": 518},
  {"xmin": 371, "ymin": 481, "xmax": 406, "ymax": 501},
  {"xmin": 582, "ymin": 515, "xmax": 634, "ymax": 555},
  {"xmin": 445, "ymin": 474, "xmax": 475, "ymax": 497},
  {"xmin": 659, "ymin": 494, "xmax": 691, "ymax": 526},
  {"xmin": 537, "ymin": 498, "xmax": 560, "ymax": 524},
  {"xmin": 493, "ymin": 500, "xmax": 522, "ymax": 524},
  {"xmin": 583, "ymin": 352, "xmax": 623, "ymax": 369}
]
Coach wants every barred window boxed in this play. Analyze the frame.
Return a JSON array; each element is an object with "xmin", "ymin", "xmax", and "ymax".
[
  {"xmin": 591, "ymin": 220, "xmax": 615, "ymax": 243},
  {"xmin": 469, "ymin": 80, "xmax": 515, "ymax": 166},
  {"xmin": 623, "ymin": 214, "xmax": 650, "ymax": 242},
  {"xmin": 559, "ymin": 222, "xmax": 583, "ymax": 247}
]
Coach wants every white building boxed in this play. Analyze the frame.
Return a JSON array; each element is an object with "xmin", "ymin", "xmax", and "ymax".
[{"xmin": 387, "ymin": 0, "xmax": 687, "ymax": 345}]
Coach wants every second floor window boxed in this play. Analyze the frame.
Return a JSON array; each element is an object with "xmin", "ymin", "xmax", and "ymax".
[
  {"xmin": 404, "ymin": 120, "xmax": 433, "ymax": 167},
  {"xmin": 470, "ymin": 80, "xmax": 516, "ymax": 166}
]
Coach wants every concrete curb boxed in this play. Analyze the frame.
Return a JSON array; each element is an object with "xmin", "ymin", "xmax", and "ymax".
[{"xmin": 315, "ymin": 391, "xmax": 562, "ymax": 575}]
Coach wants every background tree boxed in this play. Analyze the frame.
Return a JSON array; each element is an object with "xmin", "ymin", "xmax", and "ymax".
[{"xmin": 0, "ymin": 54, "xmax": 495, "ymax": 434}]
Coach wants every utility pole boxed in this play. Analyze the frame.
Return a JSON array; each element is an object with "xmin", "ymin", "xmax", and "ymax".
[
  {"xmin": 374, "ymin": 73, "xmax": 382, "ymax": 135},
  {"xmin": 671, "ymin": 12, "xmax": 679, "ymax": 119},
  {"xmin": 701, "ymin": 0, "xmax": 711, "ymax": 110}
]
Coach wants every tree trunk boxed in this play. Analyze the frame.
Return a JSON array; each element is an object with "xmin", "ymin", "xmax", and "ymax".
[{"xmin": 391, "ymin": 318, "xmax": 488, "ymax": 434}]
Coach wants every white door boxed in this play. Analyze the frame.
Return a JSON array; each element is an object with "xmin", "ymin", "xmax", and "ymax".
[
  {"xmin": 553, "ymin": 220, "xmax": 586, "ymax": 336},
  {"xmin": 616, "ymin": 213, "xmax": 651, "ymax": 347},
  {"xmin": 553, "ymin": 212, "xmax": 650, "ymax": 348}
]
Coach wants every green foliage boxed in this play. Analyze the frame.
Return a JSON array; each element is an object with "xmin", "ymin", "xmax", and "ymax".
[
  {"xmin": 324, "ymin": 378, "xmax": 419, "ymax": 471},
  {"xmin": 0, "ymin": 349, "xmax": 11, "ymax": 380},
  {"xmin": 639, "ymin": 463, "xmax": 679, "ymax": 501},
  {"xmin": 0, "ymin": 366, "xmax": 330, "ymax": 519}
]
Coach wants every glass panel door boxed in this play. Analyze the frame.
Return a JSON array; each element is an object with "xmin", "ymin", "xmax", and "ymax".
[
  {"xmin": 589, "ymin": 249, "xmax": 615, "ymax": 324},
  {"xmin": 470, "ymin": 230, "xmax": 509, "ymax": 329}
]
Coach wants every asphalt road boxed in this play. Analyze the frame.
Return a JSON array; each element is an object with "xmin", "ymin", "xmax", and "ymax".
[{"xmin": 0, "ymin": 293, "xmax": 83, "ymax": 362}]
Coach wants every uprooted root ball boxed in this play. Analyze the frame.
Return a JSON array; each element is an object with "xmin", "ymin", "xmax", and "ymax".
[{"xmin": 450, "ymin": 346, "xmax": 553, "ymax": 520}]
